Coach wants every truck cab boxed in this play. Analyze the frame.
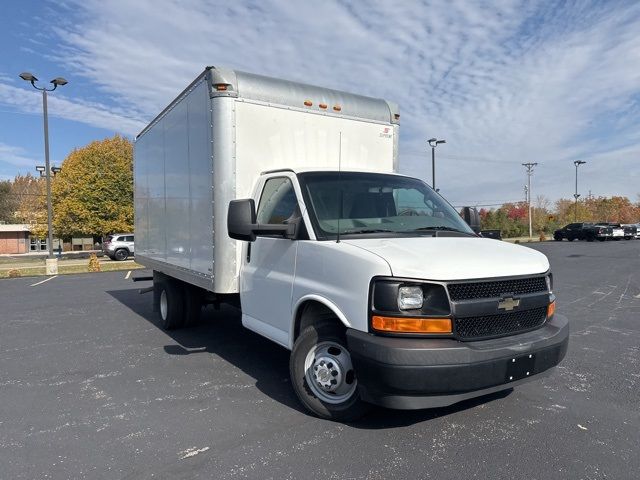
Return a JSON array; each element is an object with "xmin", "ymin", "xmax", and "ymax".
[{"xmin": 227, "ymin": 168, "xmax": 568, "ymax": 420}]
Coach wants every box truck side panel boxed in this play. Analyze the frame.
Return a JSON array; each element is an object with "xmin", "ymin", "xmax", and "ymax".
[
  {"xmin": 211, "ymin": 96, "xmax": 238, "ymax": 293},
  {"xmin": 135, "ymin": 78, "xmax": 214, "ymax": 284},
  {"xmin": 186, "ymin": 82, "xmax": 215, "ymax": 277},
  {"xmin": 234, "ymin": 101, "xmax": 396, "ymax": 200}
]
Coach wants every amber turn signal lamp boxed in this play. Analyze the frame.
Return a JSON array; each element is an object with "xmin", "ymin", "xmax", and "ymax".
[
  {"xmin": 215, "ymin": 84, "xmax": 228, "ymax": 91},
  {"xmin": 547, "ymin": 301, "xmax": 556, "ymax": 318},
  {"xmin": 372, "ymin": 316, "xmax": 452, "ymax": 334}
]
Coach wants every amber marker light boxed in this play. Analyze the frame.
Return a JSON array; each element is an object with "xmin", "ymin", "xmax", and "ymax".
[
  {"xmin": 214, "ymin": 84, "xmax": 228, "ymax": 91},
  {"xmin": 304, "ymin": 100, "xmax": 313, "ymax": 106},
  {"xmin": 372, "ymin": 316, "xmax": 452, "ymax": 334},
  {"xmin": 547, "ymin": 301, "xmax": 556, "ymax": 318},
  {"xmin": 333, "ymin": 105, "xmax": 342, "ymax": 111}
]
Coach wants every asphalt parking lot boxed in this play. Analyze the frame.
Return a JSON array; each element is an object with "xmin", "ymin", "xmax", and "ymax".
[{"xmin": 1, "ymin": 240, "xmax": 639, "ymax": 479}]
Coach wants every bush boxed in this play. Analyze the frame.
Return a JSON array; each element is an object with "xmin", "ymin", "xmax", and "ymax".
[
  {"xmin": 7, "ymin": 269, "xmax": 21, "ymax": 278},
  {"xmin": 88, "ymin": 253, "xmax": 101, "ymax": 272}
]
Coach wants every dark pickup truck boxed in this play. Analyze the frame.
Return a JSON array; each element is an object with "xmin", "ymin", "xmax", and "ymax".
[{"xmin": 553, "ymin": 223, "xmax": 592, "ymax": 241}]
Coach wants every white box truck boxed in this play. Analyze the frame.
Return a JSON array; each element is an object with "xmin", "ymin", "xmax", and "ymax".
[{"xmin": 134, "ymin": 67, "xmax": 568, "ymax": 420}]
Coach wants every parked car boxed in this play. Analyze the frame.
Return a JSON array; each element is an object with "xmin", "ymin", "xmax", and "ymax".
[
  {"xmin": 621, "ymin": 224, "xmax": 638, "ymax": 240},
  {"xmin": 103, "ymin": 233, "xmax": 134, "ymax": 260},
  {"xmin": 480, "ymin": 229, "xmax": 502, "ymax": 240},
  {"xmin": 582, "ymin": 223, "xmax": 610, "ymax": 241},
  {"xmin": 553, "ymin": 223, "xmax": 591, "ymax": 241},
  {"xmin": 606, "ymin": 223, "xmax": 626, "ymax": 240}
]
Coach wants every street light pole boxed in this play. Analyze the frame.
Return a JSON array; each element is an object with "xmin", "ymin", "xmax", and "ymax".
[
  {"xmin": 427, "ymin": 138, "xmax": 446, "ymax": 191},
  {"xmin": 522, "ymin": 162, "xmax": 538, "ymax": 240},
  {"xmin": 19, "ymin": 72, "xmax": 68, "ymax": 271},
  {"xmin": 573, "ymin": 160, "xmax": 586, "ymax": 222},
  {"xmin": 42, "ymin": 89, "xmax": 54, "ymax": 259}
]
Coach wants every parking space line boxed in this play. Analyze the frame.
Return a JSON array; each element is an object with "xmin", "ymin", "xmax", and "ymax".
[
  {"xmin": 30, "ymin": 276, "xmax": 58, "ymax": 287},
  {"xmin": 125, "ymin": 270, "xmax": 132, "ymax": 280}
]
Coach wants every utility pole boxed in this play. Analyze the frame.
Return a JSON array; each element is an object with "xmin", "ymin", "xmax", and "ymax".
[
  {"xmin": 522, "ymin": 163, "xmax": 538, "ymax": 240},
  {"xmin": 573, "ymin": 160, "xmax": 586, "ymax": 222}
]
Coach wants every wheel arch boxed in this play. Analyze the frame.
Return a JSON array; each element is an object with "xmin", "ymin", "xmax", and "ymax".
[{"xmin": 290, "ymin": 295, "xmax": 351, "ymax": 349}]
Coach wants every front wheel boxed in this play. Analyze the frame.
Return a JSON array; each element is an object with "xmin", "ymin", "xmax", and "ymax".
[{"xmin": 290, "ymin": 322, "xmax": 369, "ymax": 421}]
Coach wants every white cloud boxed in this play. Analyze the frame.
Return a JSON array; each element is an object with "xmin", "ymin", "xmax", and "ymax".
[
  {"xmin": 6, "ymin": 0, "xmax": 640, "ymax": 202},
  {"xmin": 0, "ymin": 83, "xmax": 146, "ymax": 135},
  {"xmin": 0, "ymin": 142, "xmax": 37, "ymax": 169}
]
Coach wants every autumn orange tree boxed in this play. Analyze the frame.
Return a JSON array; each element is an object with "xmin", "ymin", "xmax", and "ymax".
[
  {"xmin": 52, "ymin": 135, "xmax": 133, "ymax": 237},
  {"xmin": 11, "ymin": 173, "xmax": 47, "ymax": 237}
]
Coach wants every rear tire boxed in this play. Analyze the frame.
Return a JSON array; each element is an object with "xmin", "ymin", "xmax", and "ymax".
[
  {"xmin": 290, "ymin": 322, "xmax": 369, "ymax": 421},
  {"xmin": 183, "ymin": 286, "xmax": 203, "ymax": 327},
  {"xmin": 156, "ymin": 280, "xmax": 184, "ymax": 330},
  {"xmin": 567, "ymin": 236, "xmax": 575, "ymax": 242},
  {"xmin": 114, "ymin": 248, "xmax": 129, "ymax": 261},
  {"xmin": 553, "ymin": 235, "xmax": 562, "ymax": 241}
]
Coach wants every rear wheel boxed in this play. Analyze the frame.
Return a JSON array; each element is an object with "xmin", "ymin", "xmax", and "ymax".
[
  {"xmin": 156, "ymin": 280, "xmax": 184, "ymax": 330},
  {"xmin": 114, "ymin": 248, "xmax": 129, "ymax": 261},
  {"xmin": 553, "ymin": 235, "xmax": 562, "ymax": 241},
  {"xmin": 567, "ymin": 236, "xmax": 575, "ymax": 242},
  {"xmin": 290, "ymin": 322, "xmax": 369, "ymax": 421},
  {"xmin": 183, "ymin": 286, "xmax": 203, "ymax": 327}
]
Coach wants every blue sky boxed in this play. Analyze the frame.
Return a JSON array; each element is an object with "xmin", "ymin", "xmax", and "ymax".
[{"xmin": 1, "ymin": 0, "xmax": 639, "ymax": 206}]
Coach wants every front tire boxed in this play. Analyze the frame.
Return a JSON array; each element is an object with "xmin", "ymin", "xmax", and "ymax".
[{"xmin": 290, "ymin": 322, "xmax": 369, "ymax": 421}]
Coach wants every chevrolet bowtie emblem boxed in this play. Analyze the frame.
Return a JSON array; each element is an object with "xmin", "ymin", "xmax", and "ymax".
[{"xmin": 498, "ymin": 296, "xmax": 520, "ymax": 311}]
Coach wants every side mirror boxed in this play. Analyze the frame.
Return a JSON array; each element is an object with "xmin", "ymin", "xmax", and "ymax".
[
  {"xmin": 228, "ymin": 199, "xmax": 257, "ymax": 241},
  {"xmin": 461, "ymin": 206, "xmax": 481, "ymax": 234},
  {"xmin": 227, "ymin": 199, "xmax": 300, "ymax": 242}
]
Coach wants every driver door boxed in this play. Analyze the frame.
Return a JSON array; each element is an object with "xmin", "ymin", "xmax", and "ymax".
[{"xmin": 240, "ymin": 175, "xmax": 301, "ymax": 347}]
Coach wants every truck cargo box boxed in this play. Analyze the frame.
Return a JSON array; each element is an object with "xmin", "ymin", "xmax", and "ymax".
[{"xmin": 134, "ymin": 66, "xmax": 400, "ymax": 293}]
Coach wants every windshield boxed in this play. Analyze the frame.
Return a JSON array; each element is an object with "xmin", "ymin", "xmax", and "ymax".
[{"xmin": 298, "ymin": 172, "xmax": 475, "ymax": 239}]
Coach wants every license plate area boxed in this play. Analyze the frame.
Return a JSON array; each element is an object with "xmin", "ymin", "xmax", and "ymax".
[{"xmin": 506, "ymin": 354, "xmax": 536, "ymax": 382}]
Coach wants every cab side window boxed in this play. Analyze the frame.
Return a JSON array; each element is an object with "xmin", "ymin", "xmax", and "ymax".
[{"xmin": 257, "ymin": 177, "xmax": 299, "ymax": 224}]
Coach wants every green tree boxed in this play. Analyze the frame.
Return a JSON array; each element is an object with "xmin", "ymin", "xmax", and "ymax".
[
  {"xmin": 0, "ymin": 180, "xmax": 17, "ymax": 223},
  {"xmin": 53, "ymin": 135, "xmax": 133, "ymax": 237}
]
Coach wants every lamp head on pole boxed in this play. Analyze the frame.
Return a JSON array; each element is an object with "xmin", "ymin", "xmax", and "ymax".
[
  {"xmin": 51, "ymin": 77, "xmax": 68, "ymax": 86},
  {"xmin": 428, "ymin": 138, "xmax": 446, "ymax": 147},
  {"xmin": 19, "ymin": 72, "xmax": 38, "ymax": 82},
  {"xmin": 574, "ymin": 160, "xmax": 586, "ymax": 167}
]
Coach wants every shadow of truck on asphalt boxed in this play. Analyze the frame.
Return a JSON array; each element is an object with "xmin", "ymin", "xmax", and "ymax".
[{"xmin": 107, "ymin": 285, "xmax": 512, "ymax": 428}]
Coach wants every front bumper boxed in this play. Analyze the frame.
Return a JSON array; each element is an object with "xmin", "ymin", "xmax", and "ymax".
[{"xmin": 347, "ymin": 313, "xmax": 569, "ymax": 410}]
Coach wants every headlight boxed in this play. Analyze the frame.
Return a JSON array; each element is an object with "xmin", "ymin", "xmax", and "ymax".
[{"xmin": 398, "ymin": 286, "xmax": 424, "ymax": 310}]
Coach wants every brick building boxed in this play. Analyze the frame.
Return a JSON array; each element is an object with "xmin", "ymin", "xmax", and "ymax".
[{"xmin": 0, "ymin": 224, "xmax": 30, "ymax": 254}]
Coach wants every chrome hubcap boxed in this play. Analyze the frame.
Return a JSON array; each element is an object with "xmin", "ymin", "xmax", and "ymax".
[
  {"xmin": 160, "ymin": 289, "xmax": 168, "ymax": 320},
  {"xmin": 304, "ymin": 341, "xmax": 357, "ymax": 404}
]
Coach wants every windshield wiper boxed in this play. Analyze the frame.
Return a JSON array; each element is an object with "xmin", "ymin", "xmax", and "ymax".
[
  {"xmin": 341, "ymin": 228, "xmax": 397, "ymax": 235},
  {"xmin": 412, "ymin": 226, "xmax": 476, "ymax": 236}
]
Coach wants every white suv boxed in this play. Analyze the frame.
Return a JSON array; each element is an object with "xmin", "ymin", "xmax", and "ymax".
[{"xmin": 103, "ymin": 233, "xmax": 134, "ymax": 261}]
